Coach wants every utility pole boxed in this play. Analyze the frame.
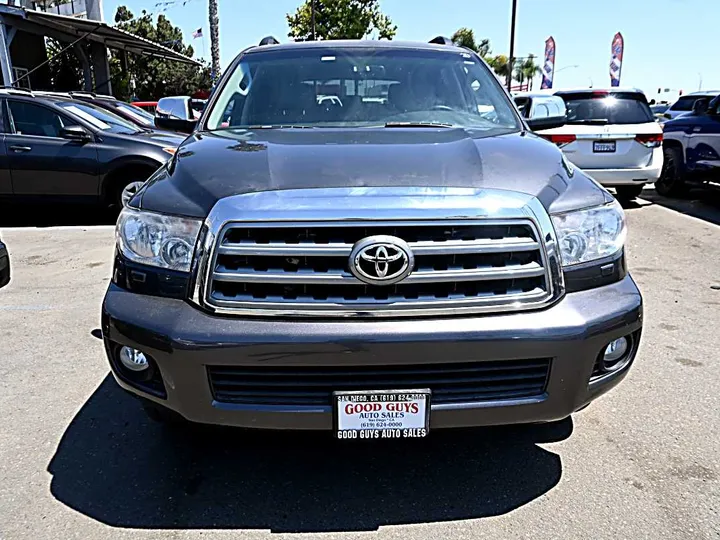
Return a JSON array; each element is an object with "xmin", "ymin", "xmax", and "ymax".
[
  {"xmin": 311, "ymin": 0, "xmax": 316, "ymax": 41},
  {"xmin": 507, "ymin": 0, "xmax": 517, "ymax": 92}
]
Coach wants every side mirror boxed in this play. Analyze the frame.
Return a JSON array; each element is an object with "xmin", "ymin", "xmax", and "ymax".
[
  {"xmin": 154, "ymin": 116, "xmax": 197, "ymax": 134},
  {"xmin": 525, "ymin": 95, "xmax": 567, "ymax": 131},
  {"xmin": 60, "ymin": 125, "xmax": 91, "ymax": 142},
  {"xmin": 527, "ymin": 115, "xmax": 567, "ymax": 131},
  {"xmin": 0, "ymin": 240, "xmax": 10, "ymax": 289},
  {"xmin": 155, "ymin": 96, "xmax": 197, "ymax": 134}
]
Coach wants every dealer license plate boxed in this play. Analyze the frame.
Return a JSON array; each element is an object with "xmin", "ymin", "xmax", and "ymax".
[
  {"xmin": 593, "ymin": 140, "xmax": 616, "ymax": 153},
  {"xmin": 334, "ymin": 389, "xmax": 431, "ymax": 440}
]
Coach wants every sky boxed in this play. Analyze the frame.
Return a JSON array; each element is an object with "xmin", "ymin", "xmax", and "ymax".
[{"xmin": 104, "ymin": 0, "xmax": 719, "ymax": 100}]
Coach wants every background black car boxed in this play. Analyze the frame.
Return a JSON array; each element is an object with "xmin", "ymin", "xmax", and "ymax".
[
  {"xmin": 66, "ymin": 92, "xmax": 158, "ymax": 130},
  {"xmin": 0, "ymin": 89, "xmax": 185, "ymax": 206}
]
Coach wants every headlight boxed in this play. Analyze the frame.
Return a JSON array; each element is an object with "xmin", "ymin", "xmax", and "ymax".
[
  {"xmin": 551, "ymin": 200, "xmax": 626, "ymax": 266},
  {"xmin": 116, "ymin": 207, "xmax": 202, "ymax": 272}
]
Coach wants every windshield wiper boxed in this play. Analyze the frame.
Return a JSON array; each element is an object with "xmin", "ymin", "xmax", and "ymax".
[
  {"xmin": 567, "ymin": 119, "xmax": 609, "ymax": 125},
  {"xmin": 384, "ymin": 121, "xmax": 455, "ymax": 128}
]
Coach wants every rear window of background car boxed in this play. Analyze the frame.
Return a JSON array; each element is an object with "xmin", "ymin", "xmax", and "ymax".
[{"xmin": 558, "ymin": 92, "xmax": 654, "ymax": 125}]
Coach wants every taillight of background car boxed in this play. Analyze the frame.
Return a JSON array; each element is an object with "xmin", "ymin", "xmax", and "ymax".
[{"xmin": 634, "ymin": 133, "xmax": 663, "ymax": 148}]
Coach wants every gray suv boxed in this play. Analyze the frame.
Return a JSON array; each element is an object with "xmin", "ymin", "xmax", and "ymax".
[{"xmin": 102, "ymin": 37, "xmax": 642, "ymax": 439}]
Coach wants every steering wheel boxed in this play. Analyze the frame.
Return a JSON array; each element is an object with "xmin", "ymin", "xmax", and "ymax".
[{"xmin": 431, "ymin": 105, "xmax": 453, "ymax": 111}]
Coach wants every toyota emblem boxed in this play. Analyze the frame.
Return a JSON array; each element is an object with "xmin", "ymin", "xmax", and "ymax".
[{"xmin": 349, "ymin": 235, "xmax": 414, "ymax": 286}]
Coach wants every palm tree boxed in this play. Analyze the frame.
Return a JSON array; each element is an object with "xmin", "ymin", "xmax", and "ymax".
[
  {"xmin": 513, "ymin": 64, "xmax": 525, "ymax": 89},
  {"xmin": 521, "ymin": 54, "xmax": 541, "ymax": 91},
  {"xmin": 208, "ymin": 0, "xmax": 220, "ymax": 81}
]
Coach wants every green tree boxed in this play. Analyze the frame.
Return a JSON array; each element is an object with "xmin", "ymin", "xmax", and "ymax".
[
  {"xmin": 487, "ymin": 54, "xmax": 510, "ymax": 79},
  {"xmin": 287, "ymin": 0, "xmax": 397, "ymax": 41},
  {"xmin": 46, "ymin": 37, "xmax": 85, "ymax": 91},
  {"xmin": 451, "ymin": 28, "xmax": 490, "ymax": 58},
  {"xmin": 521, "ymin": 54, "xmax": 541, "ymax": 90},
  {"xmin": 111, "ymin": 6, "xmax": 211, "ymax": 100},
  {"xmin": 449, "ymin": 30, "xmax": 511, "ymax": 83}
]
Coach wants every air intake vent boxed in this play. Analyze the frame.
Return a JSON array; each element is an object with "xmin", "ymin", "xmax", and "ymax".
[{"xmin": 208, "ymin": 358, "xmax": 552, "ymax": 407}]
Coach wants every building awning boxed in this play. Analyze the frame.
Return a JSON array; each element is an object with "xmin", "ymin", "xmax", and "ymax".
[{"xmin": 0, "ymin": 4, "xmax": 200, "ymax": 65}]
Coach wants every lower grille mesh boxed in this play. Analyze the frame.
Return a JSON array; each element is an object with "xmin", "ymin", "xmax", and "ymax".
[{"xmin": 207, "ymin": 358, "xmax": 551, "ymax": 407}]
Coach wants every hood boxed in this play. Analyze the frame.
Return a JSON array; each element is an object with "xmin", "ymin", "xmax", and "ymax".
[
  {"xmin": 113, "ymin": 129, "xmax": 187, "ymax": 148},
  {"xmin": 137, "ymin": 128, "xmax": 610, "ymax": 218}
]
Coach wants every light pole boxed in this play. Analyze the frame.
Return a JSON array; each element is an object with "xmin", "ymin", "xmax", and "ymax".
[
  {"xmin": 507, "ymin": 0, "xmax": 517, "ymax": 91},
  {"xmin": 555, "ymin": 64, "xmax": 579, "ymax": 73}
]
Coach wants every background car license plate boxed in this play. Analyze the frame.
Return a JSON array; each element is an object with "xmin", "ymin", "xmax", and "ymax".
[
  {"xmin": 593, "ymin": 140, "xmax": 616, "ymax": 153},
  {"xmin": 334, "ymin": 389, "xmax": 430, "ymax": 440}
]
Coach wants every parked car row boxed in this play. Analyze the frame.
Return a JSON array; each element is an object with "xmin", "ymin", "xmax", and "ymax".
[
  {"xmin": 0, "ymin": 88, "xmax": 185, "ymax": 207},
  {"xmin": 514, "ymin": 88, "xmax": 663, "ymax": 201},
  {"xmin": 513, "ymin": 87, "xmax": 720, "ymax": 201}
]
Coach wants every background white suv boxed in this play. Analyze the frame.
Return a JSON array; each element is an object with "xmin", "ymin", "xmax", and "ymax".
[{"xmin": 515, "ymin": 88, "xmax": 663, "ymax": 201}]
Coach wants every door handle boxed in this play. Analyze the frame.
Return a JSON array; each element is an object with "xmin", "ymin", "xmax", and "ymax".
[{"xmin": 9, "ymin": 145, "xmax": 32, "ymax": 152}]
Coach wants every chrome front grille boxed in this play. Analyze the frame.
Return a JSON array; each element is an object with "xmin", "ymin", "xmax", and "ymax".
[{"xmin": 201, "ymin": 219, "xmax": 557, "ymax": 317}]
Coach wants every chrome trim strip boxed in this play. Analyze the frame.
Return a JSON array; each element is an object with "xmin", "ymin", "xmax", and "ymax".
[
  {"xmin": 190, "ymin": 187, "xmax": 565, "ymax": 318},
  {"xmin": 216, "ymin": 237, "xmax": 539, "ymax": 257},
  {"xmin": 212, "ymin": 261, "xmax": 545, "ymax": 285},
  {"xmin": 209, "ymin": 288, "xmax": 549, "ymax": 315}
]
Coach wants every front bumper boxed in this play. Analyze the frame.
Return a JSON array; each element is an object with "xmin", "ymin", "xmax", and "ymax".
[{"xmin": 102, "ymin": 275, "xmax": 643, "ymax": 430}]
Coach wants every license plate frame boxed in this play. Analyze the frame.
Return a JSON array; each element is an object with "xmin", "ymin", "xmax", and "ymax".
[
  {"xmin": 333, "ymin": 389, "xmax": 431, "ymax": 440},
  {"xmin": 593, "ymin": 140, "xmax": 617, "ymax": 153}
]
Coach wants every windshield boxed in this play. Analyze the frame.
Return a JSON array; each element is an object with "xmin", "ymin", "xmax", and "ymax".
[
  {"xmin": 558, "ymin": 92, "xmax": 654, "ymax": 125},
  {"xmin": 669, "ymin": 95, "xmax": 712, "ymax": 112},
  {"xmin": 57, "ymin": 101, "xmax": 141, "ymax": 134},
  {"xmin": 205, "ymin": 47, "xmax": 521, "ymax": 132},
  {"xmin": 114, "ymin": 102, "xmax": 155, "ymax": 126}
]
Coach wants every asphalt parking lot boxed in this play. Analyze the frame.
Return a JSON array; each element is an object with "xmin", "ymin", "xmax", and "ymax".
[{"xmin": 0, "ymin": 189, "xmax": 719, "ymax": 540}]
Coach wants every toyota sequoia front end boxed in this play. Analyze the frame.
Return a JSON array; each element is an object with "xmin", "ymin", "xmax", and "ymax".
[{"xmin": 102, "ymin": 39, "xmax": 642, "ymax": 438}]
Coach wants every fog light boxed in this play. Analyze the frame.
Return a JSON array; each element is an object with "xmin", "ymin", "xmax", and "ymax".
[
  {"xmin": 119, "ymin": 346, "xmax": 149, "ymax": 372},
  {"xmin": 603, "ymin": 337, "xmax": 629, "ymax": 366}
]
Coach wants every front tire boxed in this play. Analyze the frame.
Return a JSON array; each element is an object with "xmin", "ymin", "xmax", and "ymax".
[
  {"xmin": 615, "ymin": 185, "xmax": 644, "ymax": 201},
  {"xmin": 656, "ymin": 146, "xmax": 688, "ymax": 197}
]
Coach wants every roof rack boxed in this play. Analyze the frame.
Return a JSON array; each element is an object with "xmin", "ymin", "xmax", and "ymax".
[
  {"xmin": 69, "ymin": 91, "xmax": 97, "ymax": 98},
  {"xmin": 0, "ymin": 86, "xmax": 34, "ymax": 96},
  {"xmin": 69, "ymin": 91, "xmax": 114, "ymax": 100},
  {"xmin": 34, "ymin": 90, "xmax": 71, "ymax": 98},
  {"xmin": 429, "ymin": 36, "xmax": 454, "ymax": 46},
  {"xmin": 0, "ymin": 86, "xmax": 34, "ymax": 97},
  {"xmin": 259, "ymin": 36, "xmax": 280, "ymax": 46}
]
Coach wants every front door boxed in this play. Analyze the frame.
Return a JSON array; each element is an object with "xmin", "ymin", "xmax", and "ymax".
[
  {"xmin": 687, "ymin": 99, "xmax": 720, "ymax": 179},
  {"xmin": 4, "ymin": 99, "xmax": 100, "ymax": 197}
]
